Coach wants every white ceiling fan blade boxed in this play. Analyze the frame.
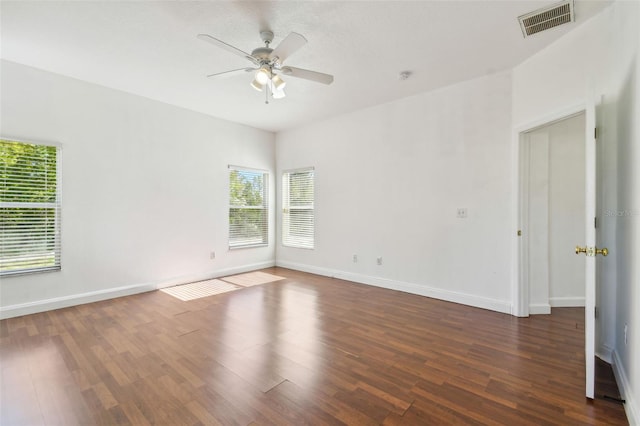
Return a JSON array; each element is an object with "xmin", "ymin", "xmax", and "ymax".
[
  {"xmin": 206, "ymin": 67, "xmax": 255, "ymax": 78},
  {"xmin": 197, "ymin": 34, "xmax": 259, "ymax": 65},
  {"xmin": 281, "ymin": 66, "xmax": 334, "ymax": 85},
  {"xmin": 269, "ymin": 32, "xmax": 307, "ymax": 63}
]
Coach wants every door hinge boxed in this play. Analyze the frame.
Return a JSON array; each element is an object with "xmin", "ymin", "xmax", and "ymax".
[
  {"xmin": 594, "ymin": 216, "xmax": 597, "ymax": 228},
  {"xmin": 594, "ymin": 127, "xmax": 598, "ymax": 139},
  {"xmin": 595, "ymin": 307, "xmax": 598, "ymax": 318}
]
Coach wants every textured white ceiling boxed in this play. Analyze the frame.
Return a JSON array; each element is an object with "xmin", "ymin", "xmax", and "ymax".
[{"xmin": 1, "ymin": 1, "xmax": 611, "ymax": 132}]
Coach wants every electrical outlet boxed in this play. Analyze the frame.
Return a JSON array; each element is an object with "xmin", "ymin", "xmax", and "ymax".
[
  {"xmin": 457, "ymin": 208, "xmax": 468, "ymax": 218},
  {"xmin": 210, "ymin": 251, "xmax": 216, "ymax": 260},
  {"xmin": 624, "ymin": 324, "xmax": 628, "ymax": 345},
  {"xmin": 377, "ymin": 257, "xmax": 383, "ymax": 265},
  {"xmin": 353, "ymin": 254, "xmax": 358, "ymax": 263}
]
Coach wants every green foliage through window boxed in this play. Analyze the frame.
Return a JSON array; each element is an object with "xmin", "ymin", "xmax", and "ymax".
[
  {"xmin": 0, "ymin": 139, "xmax": 61, "ymax": 275},
  {"xmin": 282, "ymin": 168, "xmax": 314, "ymax": 249},
  {"xmin": 229, "ymin": 168, "xmax": 268, "ymax": 248}
]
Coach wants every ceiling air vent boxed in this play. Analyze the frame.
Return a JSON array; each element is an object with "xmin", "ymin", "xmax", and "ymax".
[{"xmin": 518, "ymin": 0, "xmax": 574, "ymax": 37}]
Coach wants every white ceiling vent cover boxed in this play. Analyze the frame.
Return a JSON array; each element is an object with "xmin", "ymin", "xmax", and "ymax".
[{"xmin": 518, "ymin": 0, "xmax": 574, "ymax": 37}]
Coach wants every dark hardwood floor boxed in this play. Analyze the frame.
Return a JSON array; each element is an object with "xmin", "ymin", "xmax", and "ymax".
[{"xmin": 0, "ymin": 267, "xmax": 628, "ymax": 425}]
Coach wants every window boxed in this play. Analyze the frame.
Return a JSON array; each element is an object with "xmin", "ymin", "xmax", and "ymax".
[
  {"xmin": 1, "ymin": 139, "xmax": 61, "ymax": 275},
  {"xmin": 229, "ymin": 166, "xmax": 268, "ymax": 249},
  {"xmin": 282, "ymin": 167, "xmax": 314, "ymax": 249}
]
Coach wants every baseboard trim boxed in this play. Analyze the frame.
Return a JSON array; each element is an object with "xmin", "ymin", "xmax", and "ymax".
[
  {"xmin": 276, "ymin": 261, "xmax": 512, "ymax": 314},
  {"xmin": 549, "ymin": 296, "xmax": 585, "ymax": 307},
  {"xmin": 611, "ymin": 349, "xmax": 639, "ymax": 425},
  {"xmin": 0, "ymin": 260, "xmax": 276, "ymax": 320},
  {"xmin": 529, "ymin": 303, "xmax": 552, "ymax": 315},
  {"xmin": 597, "ymin": 344, "xmax": 613, "ymax": 363},
  {"xmin": 0, "ymin": 282, "xmax": 157, "ymax": 320}
]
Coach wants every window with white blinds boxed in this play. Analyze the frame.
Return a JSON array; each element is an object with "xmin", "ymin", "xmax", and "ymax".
[
  {"xmin": 282, "ymin": 167, "xmax": 314, "ymax": 249},
  {"xmin": 229, "ymin": 166, "xmax": 268, "ymax": 249},
  {"xmin": 1, "ymin": 139, "xmax": 61, "ymax": 276}
]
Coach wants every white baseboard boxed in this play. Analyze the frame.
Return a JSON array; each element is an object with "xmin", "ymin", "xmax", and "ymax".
[
  {"xmin": 0, "ymin": 260, "xmax": 275, "ymax": 320},
  {"xmin": 276, "ymin": 260, "xmax": 512, "ymax": 314},
  {"xmin": 529, "ymin": 303, "xmax": 552, "ymax": 315},
  {"xmin": 597, "ymin": 344, "xmax": 613, "ymax": 363},
  {"xmin": 549, "ymin": 296, "xmax": 585, "ymax": 307},
  {"xmin": 0, "ymin": 282, "xmax": 157, "ymax": 320},
  {"xmin": 529, "ymin": 297, "xmax": 584, "ymax": 315},
  {"xmin": 612, "ymin": 349, "xmax": 638, "ymax": 425}
]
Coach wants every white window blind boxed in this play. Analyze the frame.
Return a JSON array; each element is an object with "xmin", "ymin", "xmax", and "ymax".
[
  {"xmin": 1, "ymin": 139, "xmax": 61, "ymax": 276},
  {"xmin": 229, "ymin": 166, "xmax": 268, "ymax": 249},
  {"xmin": 282, "ymin": 167, "xmax": 314, "ymax": 249}
]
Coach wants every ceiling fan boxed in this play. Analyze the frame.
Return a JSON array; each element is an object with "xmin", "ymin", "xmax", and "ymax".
[{"xmin": 197, "ymin": 30, "xmax": 334, "ymax": 102}]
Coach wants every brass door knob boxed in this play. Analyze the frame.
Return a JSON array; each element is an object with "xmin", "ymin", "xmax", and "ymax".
[{"xmin": 575, "ymin": 245, "xmax": 609, "ymax": 256}]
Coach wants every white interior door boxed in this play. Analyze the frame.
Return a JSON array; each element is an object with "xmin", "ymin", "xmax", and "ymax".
[{"xmin": 582, "ymin": 100, "xmax": 597, "ymax": 399}]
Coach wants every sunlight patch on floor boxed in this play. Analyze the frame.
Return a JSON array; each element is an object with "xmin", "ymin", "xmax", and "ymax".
[
  {"xmin": 160, "ymin": 279, "xmax": 240, "ymax": 301},
  {"xmin": 221, "ymin": 271, "xmax": 286, "ymax": 287}
]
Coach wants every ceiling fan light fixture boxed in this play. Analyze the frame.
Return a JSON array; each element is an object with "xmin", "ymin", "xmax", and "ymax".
[
  {"xmin": 250, "ymin": 78, "xmax": 264, "ymax": 91},
  {"xmin": 272, "ymin": 88, "xmax": 286, "ymax": 99},
  {"xmin": 271, "ymin": 74, "xmax": 286, "ymax": 90},
  {"xmin": 255, "ymin": 67, "xmax": 271, "ymax": 85}
]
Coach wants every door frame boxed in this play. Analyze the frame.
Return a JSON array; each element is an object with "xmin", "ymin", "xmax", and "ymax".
[
  {"xmin": 512, "ymin": 102, "xmax": 587, "ymax": 317},
  {"xmin": 512, "ymin": 100, "xmax": 598, "ymax": 399}
]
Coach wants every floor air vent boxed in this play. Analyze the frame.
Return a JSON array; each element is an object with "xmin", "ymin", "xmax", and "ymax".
[{"xmin": 518, "ymin": 0, "xmax": 574, "ymax": 37}]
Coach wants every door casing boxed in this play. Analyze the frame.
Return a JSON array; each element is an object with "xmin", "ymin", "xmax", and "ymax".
[{"xmin": 512, "ymin": 101, "xmax": 597, "ymax": 399}]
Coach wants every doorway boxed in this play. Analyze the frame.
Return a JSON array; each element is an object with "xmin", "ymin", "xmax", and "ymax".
[{"xmin": 519, "ymin": 112, "xmax": 586, "ymax": 314}]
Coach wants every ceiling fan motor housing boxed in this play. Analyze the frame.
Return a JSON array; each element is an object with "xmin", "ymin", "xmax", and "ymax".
[
  {"xmin": 254, "ymin": 30, "xmax": 277, "ymax": 66},
  {"xmin": 251, "ymin": 47, "xmax": 274, "ymax": 62}
]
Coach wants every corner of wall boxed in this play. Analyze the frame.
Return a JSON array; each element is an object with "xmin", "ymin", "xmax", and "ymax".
[
  {"xmin": 612, "ymin": 349, "xmax": 639, "ymax": 426},
  {"xmin": 276, "ymin": 260, "xmax": 512, "ymax": 315}
]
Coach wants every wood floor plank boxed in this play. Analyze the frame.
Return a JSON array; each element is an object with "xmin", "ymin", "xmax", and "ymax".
[
  {"xmin": 185, "ymin": 399, "xmax": 225, "ymax": 426},
  {"xmin": 266, "ymin": 379, "xmax": 350, "ymax": 425},
  {"xmin": 0, "ymin": 267, "xmax": 629, "ymax": 425}
]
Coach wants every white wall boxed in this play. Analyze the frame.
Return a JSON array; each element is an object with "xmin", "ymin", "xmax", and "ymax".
[
  {"xmin": 548, "ymin": 114, "xmax": 586, "ymax": 305},
  {"xmin": 513, "ymin": 1, "xmax": 639, "ymax": 422},
  {"xmin": 276, "ymin": 71, "xmax": 513, "ymax": 313},
  {"xmin": 524, "ymin": 113, "xmax": 586, "ymax": 313},
  {"xmin": 0, "ymin": 60, "xmax": 276, "ymax": 318},
  {"xmin": 526, "ymin": 131, "xmax": 551, "ymax": 312}
]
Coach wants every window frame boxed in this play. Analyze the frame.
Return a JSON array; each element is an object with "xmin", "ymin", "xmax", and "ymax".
[
  {"xmin": 282, "ymin": 166, "xmax": 315, "ymax": 250},
  {"xmin": 228, "ymin": 165, "xmax": 269, "ymax": 250},
  {"xmin": 0, "ymin": 138, "xmax": 62, "ymax": 277}
]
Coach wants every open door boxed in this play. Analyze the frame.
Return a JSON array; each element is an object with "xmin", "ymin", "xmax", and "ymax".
[
  {"xmin": 517, "ymin": 100, "xmax": 606, "ymax": 399},
  {"xmin": 576, "ymin": 99, "xmax": 607, "ymax": 399}
]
